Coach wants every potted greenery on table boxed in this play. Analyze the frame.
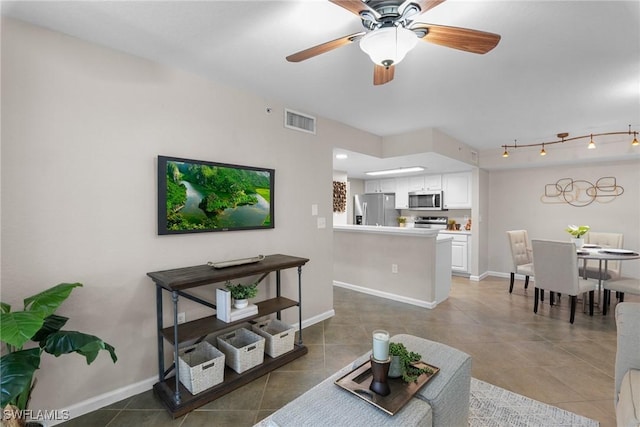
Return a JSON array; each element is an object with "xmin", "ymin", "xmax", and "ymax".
[
  {"xmin": 225, "ymin": 281, "xmax": 258, "ymax": 309},
  {"xmin": 1, "ymin": 283, "xmax": 117, "ymax": 426},
  {"xmin": 388, "ymin": 342, "xmax": 432, "ymax": 383}
]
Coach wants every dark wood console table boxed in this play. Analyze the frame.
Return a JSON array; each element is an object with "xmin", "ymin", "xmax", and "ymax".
[{"xmin": 147, "ymin": 254, "xmax": 309, "ymax": 417}]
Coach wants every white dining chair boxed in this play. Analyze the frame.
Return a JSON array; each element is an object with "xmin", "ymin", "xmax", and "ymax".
[
  {"xmin": 603, "ymin": 278, "xmax": 640, "ymax": 315},
  {"xmin": 506, "ymin": 230, "xmax": 534, "ymax": 293},
  {"xmin": 581, "ymin": 232, "xmax": 624, "ymax": 280},
  {"xmin": 531, "ymin": 239, "xmax": 597, "ymax": 323}
]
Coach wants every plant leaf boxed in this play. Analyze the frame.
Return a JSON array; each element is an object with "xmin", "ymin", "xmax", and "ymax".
[
  {"xmin": 31, "ymin": 314, "xmax": 69, "ymax": 345},
  {"xmin": 1, "ymin": 302, "xmax": 11, "ymax": 314},
  {"xmin": 0, "ymin": 348, "xmax": 41, "ymax": 408},
  {"xmin": 23, "ymin": 283, "xmax": 82, "ymax": 317},
  {"xmin": 43, "ymin": 331, "xmax": 118, "ymax": 364},
  {"xmin": 0, "ymin": 312, "xmax": 45, "ymax": 349}
]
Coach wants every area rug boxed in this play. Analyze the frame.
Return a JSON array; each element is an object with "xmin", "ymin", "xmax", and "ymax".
[{"xmin": 470, "ymin": 378, "xmax": 599, "ymax": 426}]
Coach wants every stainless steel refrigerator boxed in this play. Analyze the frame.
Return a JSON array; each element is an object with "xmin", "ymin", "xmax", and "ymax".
[{"xmin": 353, "ymin": 193, "xmax": 400, "ymax": 226}]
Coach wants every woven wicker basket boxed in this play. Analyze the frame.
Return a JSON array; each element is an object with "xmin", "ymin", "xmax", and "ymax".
[
  {"xmin": 251, "ymin": 319, "xmax": 296, "ymax": 358},
  {"xmin": 177, "ymin": 341, "xmax": 225, "ymax": 394},
  {"xmin": 217, "ymin": 328, "xmax": 265, "ymax": 373}
]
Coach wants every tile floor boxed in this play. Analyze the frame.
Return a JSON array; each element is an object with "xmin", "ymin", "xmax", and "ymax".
[{"xmin": 60, "ymin": 275, "xmax": 637, "ymax": 427}]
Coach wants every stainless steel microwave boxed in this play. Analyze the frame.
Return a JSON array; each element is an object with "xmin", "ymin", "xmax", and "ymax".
[{"xmin": 408, "ymin": 191, "xmax": 445, "ymax": 210}]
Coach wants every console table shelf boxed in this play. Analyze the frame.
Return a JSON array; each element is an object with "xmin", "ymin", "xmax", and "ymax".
[
  {"xmin": 153, "ymin": 344, "xmax": 307, "ymax": 418},
  {"xmin": 147, "ymin": 254, "xmax": 309, "ymax": 418},
  {"xmin": 160, "ymin": 296, "xmax": 299, "ymax": 344}
]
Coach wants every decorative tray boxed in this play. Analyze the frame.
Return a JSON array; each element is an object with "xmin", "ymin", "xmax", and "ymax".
[
  {"xmin": 335, "ymin": 359, "xmax": 439, "ymax": 416},
  {"xmin": 207, "ymin": 254, "xmax": 265, "ymax": 269}
]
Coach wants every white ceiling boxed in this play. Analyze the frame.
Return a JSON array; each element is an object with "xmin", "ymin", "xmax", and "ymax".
[
  {"xmin": 333, "ymin": 149, "xmax": 473, "ymax": 178},
  {"xmin": 2, "ymin": 0, "xmax": 639, "ymax": 176}
]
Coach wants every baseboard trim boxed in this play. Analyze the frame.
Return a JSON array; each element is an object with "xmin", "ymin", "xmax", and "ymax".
[
  {"xmin": 333, "ymin": 280, "xmax": 437, "ymax": 309},
  {"xmin": 49, "ymin": 376, "xmax": 157, "ymax": 425},
  {"xmin": 470, "ymin": 271, "xmax": 491, "ymax": 281},
  {"xmin": 487, "ymin": 271, "xmax": 535, "ymax": 282},
  {"xmin": 292, "ymin": 309, "xmax": 335, "ymax": 330}
]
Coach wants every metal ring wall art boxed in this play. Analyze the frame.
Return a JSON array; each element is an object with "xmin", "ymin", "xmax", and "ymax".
[{"xmin": 542, "ymin": 177, "xmax": 624, "ymax": 207}]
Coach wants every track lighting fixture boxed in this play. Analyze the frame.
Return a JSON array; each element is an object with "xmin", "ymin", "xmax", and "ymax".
[{"xmin": 501, "ymin": 125, "xmax": 639, "ymax": 158}]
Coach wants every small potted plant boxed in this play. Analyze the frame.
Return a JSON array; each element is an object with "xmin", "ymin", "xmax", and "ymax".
[
  {"xmin": 225, "ymin": 281, "xmax": 258, "ymax": 309},
  {"xmin": 565, "ymin": 224, "xmax": 590, "ymax": 248},
  {"xmin": 397, "ymin": 217, "xmax": 407, "ymax": 228},
  {"xmin": 388, "ymin": 342, "xmax": 433, "ymax": 383},
  {"xmin": 0, "ymin": 283, "xmax": 117, "ymax": 426}
]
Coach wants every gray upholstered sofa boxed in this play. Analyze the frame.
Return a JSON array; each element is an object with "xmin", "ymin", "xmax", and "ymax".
[
  {"xmin": 256, "ymin": 334, "xmax": 471, "ymax": 427},
  {"xmin": 615, "ymin": 302, "xmax": 640, "ymax": 426}
]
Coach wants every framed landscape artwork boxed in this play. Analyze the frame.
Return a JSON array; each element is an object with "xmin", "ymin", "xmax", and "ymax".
[{"xmin": 157, "ymin": 156, "xmax": 274, "ymax": 234}]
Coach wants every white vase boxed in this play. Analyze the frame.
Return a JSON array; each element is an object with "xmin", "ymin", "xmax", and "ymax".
[
  {"xmin": 571, "ymin": 237, "xmax": 584, "ymax": 248},
  {"xmin": 233, "ymin": 298, "xmax": 248, "ymax": 309}
]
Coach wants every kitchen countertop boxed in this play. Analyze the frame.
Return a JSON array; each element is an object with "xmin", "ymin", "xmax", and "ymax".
[
  {"xmin": 439, "ymin": 230, "xmax": 472, "ymax": 236},
  {"xmin": 333, "ymin": 224, "xmax": 439, "ymax": 237}
]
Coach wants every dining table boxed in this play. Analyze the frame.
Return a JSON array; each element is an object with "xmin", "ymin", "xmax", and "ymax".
[{"xmin": 577, "ymin": 245, "xmax": 640, "ymax": 309}]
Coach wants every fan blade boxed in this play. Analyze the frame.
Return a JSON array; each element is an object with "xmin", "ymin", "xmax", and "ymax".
[
  {"xmin": 400, "ymin": 0, "xmax": 446, "ymax": 15},
  {"xmin": 373, "ymin": 64, "xmax": 395, "ymax": 85},
  {"xmin": 329, "ymin": 0, "xmax": 379, "ymax": 18},
  {"xmin": 286, "ymin": 32, "xmax": 365, "ymax": 62},
  {"xmin": 412, "ymin": 23, "xmax": 501, "ymax": 54}
]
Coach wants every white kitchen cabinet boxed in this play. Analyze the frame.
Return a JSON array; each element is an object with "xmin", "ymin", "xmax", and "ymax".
[
  {"xmin": 380, "ymin": 179, "xmax": 396, "ymax": 192},
  {"xmin": 440, "ymin": 232, "xmax": 471, "ymax": 274},
  {"xmin": 408, "ymin": 176, "xmax": 425, "ymax": 191},
  {"xmin": 423, "ymin": 174, "xmax": 442, "ymax": 190},
  {"xmin": 394, "ymin": 177, "xmax": 409, "ymax": 209},
  {"xmin": 442, "ymin": 172, "xmax": 472, "ymax": 209},
  {"xmin": 365, "ymin": 179, "xmax": 396, "ymax": 193},
  {"xmin": 408, "ymin": 174, "xmax": 441, "ymax": 191}
]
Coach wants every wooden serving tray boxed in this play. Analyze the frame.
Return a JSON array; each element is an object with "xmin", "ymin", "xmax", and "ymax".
[
  {"xmin": 207, "ymin": 254, "xmax": 265, "ymax": 269},
  {"xmin": 335, "ymin": 360, "xmax": 439, "ymax": 415}
]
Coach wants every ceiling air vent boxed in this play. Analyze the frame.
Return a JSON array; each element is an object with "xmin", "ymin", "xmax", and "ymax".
[{"xmin": 285, "ymin": 108, "xmax": 316, "ymax": 134}]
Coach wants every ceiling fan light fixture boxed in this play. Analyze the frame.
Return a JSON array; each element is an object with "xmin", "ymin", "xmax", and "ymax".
[{"xmin": 360, "ymin": 26, "xmax": 418, "ymax": 67}]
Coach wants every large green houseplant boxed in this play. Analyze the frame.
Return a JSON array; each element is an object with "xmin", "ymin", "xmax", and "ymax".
[{"xmin": 0, "ymin": 283, "xmax": 117, "ymax": 419}]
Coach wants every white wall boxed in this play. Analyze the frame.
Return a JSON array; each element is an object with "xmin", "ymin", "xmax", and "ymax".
[
  {"xmin": 487, "ymin": 160, "xmax": 640, "ymax": 278},
  {"xmin": 334, "ymin": 231, "xmax": 439, "ymax": 304},
  {"xmin": 0, "ymin": 18, "xmax": 379, "ymax": 412},
  {"xmin": 474, "ymin": 168, "xmax": 490, "ymax": 277}
]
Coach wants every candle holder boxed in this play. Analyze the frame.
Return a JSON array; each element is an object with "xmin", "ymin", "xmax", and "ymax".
[{"xmin": 369, "ymin": 355, "xmax": 391, "ymax": 396}]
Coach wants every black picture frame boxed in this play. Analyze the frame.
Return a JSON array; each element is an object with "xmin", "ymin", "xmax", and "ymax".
[{"xmin": 157, "ymin": 155, "xmax": 274, "ymax": 235}]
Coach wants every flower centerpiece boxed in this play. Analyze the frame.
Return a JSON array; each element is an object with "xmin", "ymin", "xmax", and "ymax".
[
  {"xmin": 225, "ymin": 281, "xmax": 258, "ymax": 309},
  {"xmin": 566, "ymin": 224, "xmax": 590, "ymax": 248}
]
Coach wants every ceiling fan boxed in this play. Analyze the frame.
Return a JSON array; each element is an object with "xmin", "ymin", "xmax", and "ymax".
[{"xmin": 286, "ymin": 0, "xmax": 501, "ymax": 85}]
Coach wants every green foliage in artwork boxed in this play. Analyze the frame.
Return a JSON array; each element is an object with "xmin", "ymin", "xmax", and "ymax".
[{"xmin": 165, "ymin": 161, "xmax": 271, "ymax": 231}]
